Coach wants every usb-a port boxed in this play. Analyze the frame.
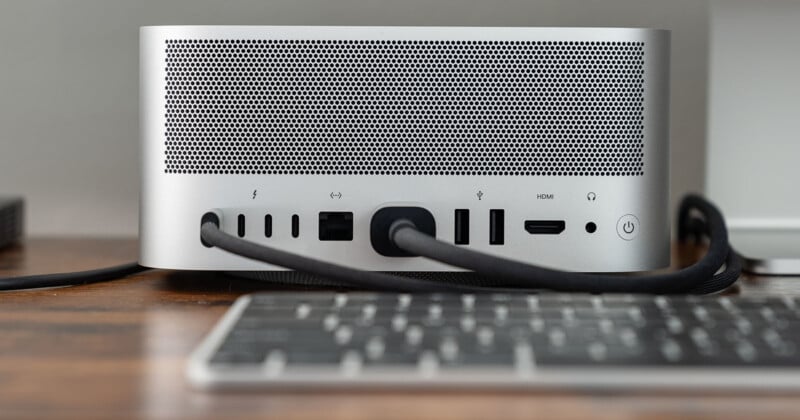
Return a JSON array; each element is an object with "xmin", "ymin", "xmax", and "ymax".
[
  {"xmin": 524, "ymin": 220, "xmax": 565, "ymax": 235},
  {"xmin": 454, "ymin": 209, "xmax": 469, "ymax": 245},
  {"xmin": 489, "ymin": 209, "xmax": 504, "ymax": 245}
]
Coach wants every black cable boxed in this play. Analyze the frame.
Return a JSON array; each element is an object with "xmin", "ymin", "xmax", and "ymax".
[
  {"xmin": 689, "ymin": 248, "xmax": 741, "ymax": 295},
  {"xmin": 388, "ymin": 194, "xmax": 741, "ymax": 294},
  {"xmin": 204, "ymin": 194, "xmax": 739, "ymax": 294},
  {"xmin": 678, "ymin": 206, "xmax": 742, "ymax": 294},
  {"xmin": 2, "ymin": 195, "xmax": 736, "ymax": 294},
  {"xmin": 201, "ymin": 221, "xmax": 492, "ymax": 293},
  {"xmin": 0, "ymin": 263, "xmax": 148, "ymax": 291}
]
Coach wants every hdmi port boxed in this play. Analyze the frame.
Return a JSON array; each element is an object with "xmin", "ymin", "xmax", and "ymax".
[{"xmin": 525, "ymin": 220, "xmax": 565, "ymax": 235}]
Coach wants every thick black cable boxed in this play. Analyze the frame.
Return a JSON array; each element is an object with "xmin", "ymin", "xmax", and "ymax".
[
  {"xmin": 0, "ymin": 196, "xmax": 739, "ymax": 294},
  {"xmin": 688, "ymin": 248, "xmax": 741, "ymax": 294},
  {"xmin": 201, "ymin": 222, "xmax": 492, "ymax": 293},
  {"xmin": 678, "ymin": 203, "xmax": 742, "ymax": 294},
  {"xmin": 0, "ymin": 263, "xmax": 148, "ymax": 291},
  {"xmin": 389, "ymin": 194, "xmax": 741, "ymax": 294}
]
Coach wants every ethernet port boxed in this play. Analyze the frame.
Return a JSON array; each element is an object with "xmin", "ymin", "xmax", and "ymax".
[{"xmin": 319, "ymin": 212, "xmax": 353, "ymax": 241}]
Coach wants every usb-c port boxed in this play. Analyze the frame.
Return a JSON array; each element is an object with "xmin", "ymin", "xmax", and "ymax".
[
  {"xmin": 237, "ymin": 214, "xmax": 246, "ymax": 238},
  {"xmin": 291, "ymin": 214, "xmax": 300, "ymax": 238},
  {"xmin": 524, "ymin": 220, "xmax": 565, "ymax": 235},
  {"xmin": 264, "ymin": 214, "xmax": 273, "ymax": 238}
]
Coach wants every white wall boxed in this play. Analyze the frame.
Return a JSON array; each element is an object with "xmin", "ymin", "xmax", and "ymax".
[
  {"xmin": 707, "ymin": 0, "xmax": 800, "ymax": 227},
  {"xmin": 0, "ymin": 0, "xmax": 709, "ymax": 236}
]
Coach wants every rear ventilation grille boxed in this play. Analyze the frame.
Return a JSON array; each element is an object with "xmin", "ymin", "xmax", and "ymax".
[{"xmin": 164, "ymin": 39, "xmax": 645, "ymax": 176}]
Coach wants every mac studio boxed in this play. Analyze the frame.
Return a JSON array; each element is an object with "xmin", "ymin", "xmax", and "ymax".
[{"xmin": 1, "ymin": 1, "xmax": 800, "ymax": 418}]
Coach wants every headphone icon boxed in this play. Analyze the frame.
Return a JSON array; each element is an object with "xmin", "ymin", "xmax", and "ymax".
[{"xmin": 587, "ymin": 192, "xmax": 597, "ymax": 201}]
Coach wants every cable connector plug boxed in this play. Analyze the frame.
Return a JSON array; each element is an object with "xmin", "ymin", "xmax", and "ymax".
[
  {"xmin": 370, "ymin": 207, "xmax": 436, "ymax": 257},
  {"xmin": 201, "ymin": 211, "xmax": 222, "ymax": 248}
]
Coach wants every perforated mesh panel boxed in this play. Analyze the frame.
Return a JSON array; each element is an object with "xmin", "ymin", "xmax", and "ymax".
[{"xmin": 164, "ymin": 39, "xmax": 645, "ymax": 176}]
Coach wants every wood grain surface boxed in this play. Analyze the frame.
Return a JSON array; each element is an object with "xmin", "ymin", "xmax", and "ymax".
[{"xmin": 1, "ymin": 238, "xmax": 800, "ymax": 420}]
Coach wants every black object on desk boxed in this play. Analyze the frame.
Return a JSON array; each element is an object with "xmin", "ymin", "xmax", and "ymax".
[{"xmin": 0, "ymin": 196, "xmax": 23, "ymax": 249}]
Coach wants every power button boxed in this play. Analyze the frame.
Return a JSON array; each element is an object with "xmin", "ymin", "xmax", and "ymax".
[{"xmin": 616, "ymin": 214, "xmax": 640, "ymax": 241}]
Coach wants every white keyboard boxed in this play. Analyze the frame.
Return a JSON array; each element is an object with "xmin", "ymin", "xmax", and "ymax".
[{"xmin": 188, "ymin": 292, "xmax": 800, "ymax": 390}]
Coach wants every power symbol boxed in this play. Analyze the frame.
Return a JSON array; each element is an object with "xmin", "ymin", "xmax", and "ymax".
[
  {"xmin": 623, "ymin": 221, "xmax": 635, "ymax": 234},
  {"xmin": 617, "ymin": 215, "xmax": 640, "ymax": 240}
]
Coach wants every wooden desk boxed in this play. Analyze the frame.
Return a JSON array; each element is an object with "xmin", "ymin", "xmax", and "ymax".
[{"xmin": 2, "ymin": 238, "xmax": 800, "ymax": 419}]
